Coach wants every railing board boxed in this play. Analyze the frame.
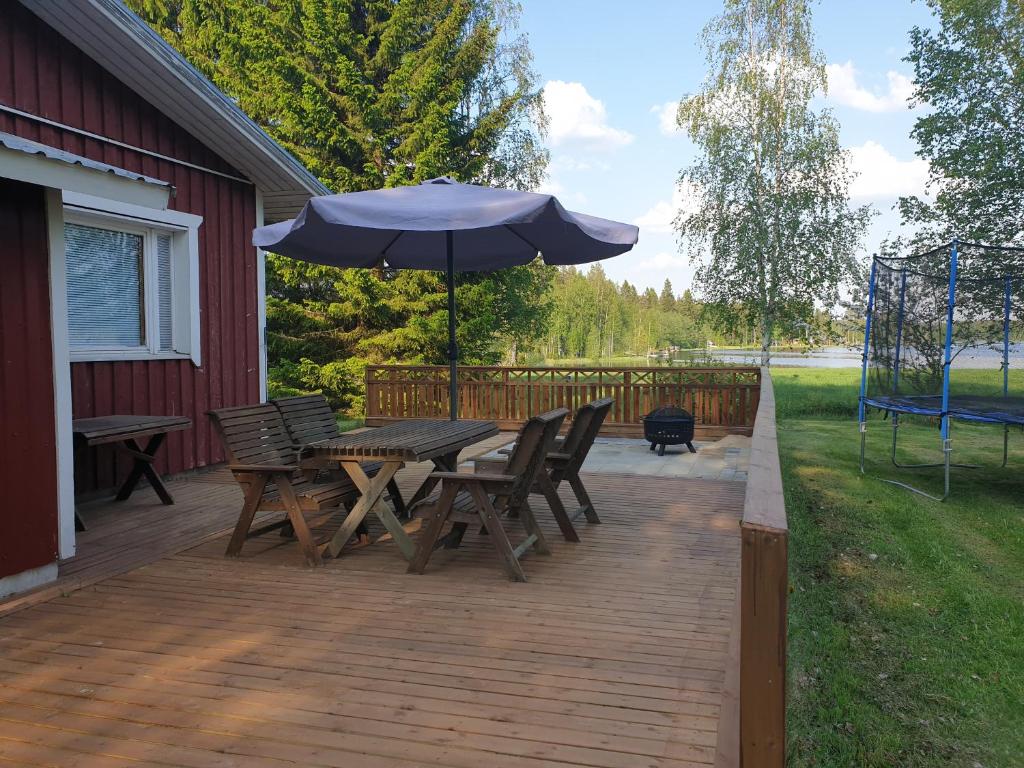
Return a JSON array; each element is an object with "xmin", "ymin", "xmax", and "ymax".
[{"xmin": 737, "ymin": 367, "xmax": 788, "ymax": 768}]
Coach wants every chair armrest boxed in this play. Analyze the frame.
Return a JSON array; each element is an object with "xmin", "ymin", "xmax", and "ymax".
[
  {"xmin": 474, "ymin": 456, "xmax": 509, "ymax": 469},
  {"xmin": 431, "ymin": 471, "xmax": 515, "ymax": 486},
  {"xmin": 546, "ymin": 452, "xmax": 572, "ymax": 462},
  {"xmin": 228, "ymin": 463, "xmax": 296, "ymax": 474}
]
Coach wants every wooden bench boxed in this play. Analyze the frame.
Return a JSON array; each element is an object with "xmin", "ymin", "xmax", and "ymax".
[
  {"xmin": 207, "ymin": 403, "xmax": 370, "ymax": 566},
  {"xmin": 272, "ymin": 394, "xmax": 405, "ymax": 518},
  {"xmin": 408, "ymin": 408, "xmax": 568, "ymax": 582}
]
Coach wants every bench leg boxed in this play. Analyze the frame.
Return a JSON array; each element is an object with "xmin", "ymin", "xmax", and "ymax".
[
  {"xmin": 470, "ymin": 484, "xmax": 527, "ymax": 582},
  {"xmin": 568, "ymin": 473, "xmax": 601, "ymax": 524},
  {"xmin": 275, "ymin": 473, "xmax": 321, "ymax": 567},
  {"xmin": 226, "ymin": 475, "xmax": 268, "ymax": 557},
  {"xmin": 536, "ymin": 473, "xmax": 579, "ymax": 542},
  {"xmin": 517, "ymin": 500, "xmax": 551, "ymax": 555},
  {"xmin": 408, "ymin": 482, "xmax": 459, "ymax": 574}
]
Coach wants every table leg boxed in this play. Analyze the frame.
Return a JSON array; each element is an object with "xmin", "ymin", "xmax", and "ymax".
[
  {"xmin": 327, "ymin": 461, "xmax": 415, "ymax": 560},
  {"xmin": 115, "ymin": 434, "xmax": 173, "ymax": 505},
  {"xmin": 405, "ymin": 451, "xmax": 459, "ymax": 509}
]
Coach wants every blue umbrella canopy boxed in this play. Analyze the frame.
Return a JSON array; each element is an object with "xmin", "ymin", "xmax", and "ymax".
[
  {"xmin": 254, "ymin": 176, "xmax": 638, "ymax": 270},
  {"xmin": 253, "ymin": 177, "xmax": 639, "ymax": 418}
]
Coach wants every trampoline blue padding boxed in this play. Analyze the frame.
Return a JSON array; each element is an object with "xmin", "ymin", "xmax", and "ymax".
[{"xmin": 863, "ymin": 395, "xmax": 1024, "ymax": 426}]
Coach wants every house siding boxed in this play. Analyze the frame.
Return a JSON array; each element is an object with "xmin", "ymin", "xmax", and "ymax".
[
  {"xmin": 0, "ymin": 3, "xmax": 261, "ymax": 493},
  {"xmin": 0, "ymin": 178, "xmax": 59, "ymax": 578}
]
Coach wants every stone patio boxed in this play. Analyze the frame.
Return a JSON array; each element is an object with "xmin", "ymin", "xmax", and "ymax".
[{"xmin": 477, "ymin": 433, "xmax": 751, "ymax": 482}]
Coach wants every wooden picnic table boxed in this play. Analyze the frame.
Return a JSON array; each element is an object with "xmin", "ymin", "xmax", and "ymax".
[
  {"xmin": 73, "ymin": 415, "xmax": 192, "ymax": 512},
  {"xmin": 302, "ymin": 419, "xmax": 499, "ymax": 560}
]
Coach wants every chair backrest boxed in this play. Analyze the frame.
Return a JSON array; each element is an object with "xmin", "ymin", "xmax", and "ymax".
[
  {"xmin": 556, "ymin": 397, "xmax": 614, "ymax": 479},
  {"xmin": 208, "ymin": 404, "xmax": 297, "ymax": 493},
  {"xmin": 273, "ymin": 394, "xmax": 340, "ymax": 448},
  {"xmin": 504, "ymin": 408, "xmax": 568, "ymax": 509}
]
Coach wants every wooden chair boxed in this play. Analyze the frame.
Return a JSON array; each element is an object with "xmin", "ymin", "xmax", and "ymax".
[
  {"xmin": 272, "ymin": 394, "xmax": 406, "ymax": 518},
  {"xmin": 479, "ymin": 397, "xmax": 613, "ymax": 540},
  {"xmin": 208, "ymin": 403, "xmax": 369, "ymax": 566},
  {"xmin": 408, "ymin": 408, "xmax": 568, "ymax": 582}
]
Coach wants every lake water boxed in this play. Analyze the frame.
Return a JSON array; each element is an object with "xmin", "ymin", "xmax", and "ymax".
[{"xmin": 695, "ymin": 344, "xmax": 1024, "ymax": 369}]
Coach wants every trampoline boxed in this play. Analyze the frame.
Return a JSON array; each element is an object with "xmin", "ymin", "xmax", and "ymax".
[{"xmin": 858, "ymin": 239, "xmax": 1024, "ymax": 500}]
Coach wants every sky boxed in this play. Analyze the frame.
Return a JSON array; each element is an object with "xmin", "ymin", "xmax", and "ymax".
[{"xmin": 518, "ymin": 0, "xmax": 936, "ymax": 292}]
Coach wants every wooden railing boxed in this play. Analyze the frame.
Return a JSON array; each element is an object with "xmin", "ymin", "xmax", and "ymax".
[
  {"xmin": 365, "ymin": 365, "xmax": 762, "ymax": 437},
  {"xmin": 725, "ymin": 367, "xmax": 788, "ymax": 768}
]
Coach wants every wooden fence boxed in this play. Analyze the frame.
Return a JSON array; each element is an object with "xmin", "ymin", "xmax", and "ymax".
[{"xmin": 365, "ymin": 365, "xmax": 762, "ymax": 437}]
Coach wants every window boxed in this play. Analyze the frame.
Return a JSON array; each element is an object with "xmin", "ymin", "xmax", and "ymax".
[{"xmin": 62, "ymin": 192, "xmax": 202, "ymax": 365}]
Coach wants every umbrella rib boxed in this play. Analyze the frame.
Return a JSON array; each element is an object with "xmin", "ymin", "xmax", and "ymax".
[
  {"xmin": 503, "ymin": 224, "xmax": 542, "ymax": 255},
  {"xmin": 379, "ymin": 230, "xmax": 405, "ymax": 260}
]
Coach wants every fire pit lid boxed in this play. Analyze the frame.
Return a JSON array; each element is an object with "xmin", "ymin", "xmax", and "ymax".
[{"xmin": 644, "ymin": 406, "xmax": 693, "ymax": 421}]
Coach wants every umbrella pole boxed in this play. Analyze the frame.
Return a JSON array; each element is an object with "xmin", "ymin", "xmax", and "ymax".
[{"xmin": 446, "ymin": 230, "xmax": 458, "ymax": 421}]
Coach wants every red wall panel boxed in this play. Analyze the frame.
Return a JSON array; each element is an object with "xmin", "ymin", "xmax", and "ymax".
[
  {"xmin": 0, "ymin": 4, "xmax": 261, "ymax": 493},
  {"xmin": 0, "ymin": 179, "xmax": 59, "ymax": 577}
]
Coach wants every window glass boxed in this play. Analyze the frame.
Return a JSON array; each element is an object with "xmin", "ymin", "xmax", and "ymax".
[
  {"xmin": 65, "ymin": 222, "xmax": 143, "ymax": 348},
  {"xmin": 156, "ymin": 232, "xmax": 174, "ymax": 352}
]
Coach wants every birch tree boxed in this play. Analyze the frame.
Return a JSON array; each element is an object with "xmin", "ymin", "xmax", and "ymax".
[{"xmin": 676, "ymin": 0, "xmax": 871, "ymax": 365}]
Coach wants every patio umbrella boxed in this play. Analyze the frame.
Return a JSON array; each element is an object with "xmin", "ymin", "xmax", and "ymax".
[{"xmin": 253, "ymin": 177, "xmax": 638, "ymax": 419}]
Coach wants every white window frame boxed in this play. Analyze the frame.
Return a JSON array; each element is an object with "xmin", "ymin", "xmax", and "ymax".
[{"xmin": 62, "ymin": 191, "xmax": 202, "ymax": 366}]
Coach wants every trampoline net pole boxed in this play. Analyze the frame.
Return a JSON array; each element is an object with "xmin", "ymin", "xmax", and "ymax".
[
  {"xmin": 858, "ymin": 256, "xmax": 878, "ymax": 429},
  {"xmin": 1004, "ymin": 275, "xmax": 1012, "ymax": 398},
  {"xmin": 939, "ymin": 240, "xmax": 959, "ymax": 445}
]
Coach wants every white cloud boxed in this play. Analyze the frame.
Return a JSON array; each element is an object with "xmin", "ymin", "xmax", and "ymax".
[
  {"xmin": 549, "ymin": 155, "xmax": 610, "ymax": 173},
  {"xmin": 848, "ymin": 141, "xmax": 930, "ymax": 199},
  {"xmin": 636, "ymin": 251, "xmax": 688, "ymax": 271},
  {"xmin": 534, "ymin": 178, "xmax": 564, "ymax": 197},
  {"xmin": 534, "ymin": 176, "xmax": 588, "ymax": 206},
  {"xmin": 650, "ymin": 100, "xmax": 681, "ymax": 135},
  {"xmin": 633, "ymin": 182, "xmax": 702, "ymax": 234},
  {"xmin": 826, "ymin": 61, "xmax": 914, "ymax": 112},
  {"xmin": 543, "ymin": 80, "xmax": 634, "ymax": 150}
]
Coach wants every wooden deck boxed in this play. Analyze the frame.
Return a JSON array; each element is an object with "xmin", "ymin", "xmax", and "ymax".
[{"xmin": 0, "ymin": 436, "xmax": 745, "ymax": 768}]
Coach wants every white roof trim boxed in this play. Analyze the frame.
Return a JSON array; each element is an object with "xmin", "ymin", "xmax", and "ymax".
[
  {"xmin": 0, "ymin": 132, "xmax": 172, "ymax": 209},
  {"xmin": 18, "ymin": 0, "xmax": 330, "ymax": 221}
]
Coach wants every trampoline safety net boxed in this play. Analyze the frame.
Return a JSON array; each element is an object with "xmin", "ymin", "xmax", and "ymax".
[{"xmin": 863, "ymin": 240, "xmax": 1024, "ymax": 423}]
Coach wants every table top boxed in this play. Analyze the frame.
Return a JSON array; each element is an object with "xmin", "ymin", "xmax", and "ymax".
[
  {"xmin": 72, "ymin": 414, "xmax": 192, "ymax": 445},
  {"xmin": 304, "ymin": 419, "xmax": 499, "ymax": 462}
]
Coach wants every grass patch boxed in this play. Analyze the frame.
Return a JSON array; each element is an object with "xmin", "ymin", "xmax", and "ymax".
[
  {"xmin": 780, "ymin": 378, "xmax": 1024, "ymax": 765},
  {"xmin": 336, "ymin": 416, "xmax": 363, "ymax": 433},
  {"xmin": 771, "ymin": 367, "xmax": 1024, "ymax": 421}
]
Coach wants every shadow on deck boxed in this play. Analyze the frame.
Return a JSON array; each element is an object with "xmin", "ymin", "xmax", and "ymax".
[{"xmin": 0, "ymin": 434, "xmax": 745, "ymax": 768}]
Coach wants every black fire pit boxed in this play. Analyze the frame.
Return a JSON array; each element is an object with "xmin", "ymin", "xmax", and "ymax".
[{"xmin": 643, "ymin": 406, "xmax": 697, "ymax": 456}]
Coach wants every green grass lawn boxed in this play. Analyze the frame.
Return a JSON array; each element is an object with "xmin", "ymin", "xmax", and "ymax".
[{"xmin": 772, "ymin": 368, "xmax": 1024, "ymax": 766}]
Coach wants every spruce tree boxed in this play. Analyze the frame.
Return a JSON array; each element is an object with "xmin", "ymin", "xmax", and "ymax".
[{"xmin": 127, "ymin": 0, "xmax": 551, "ymax": 410}]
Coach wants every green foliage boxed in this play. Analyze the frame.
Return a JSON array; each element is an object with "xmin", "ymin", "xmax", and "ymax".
[
  {"xmin": 901, "ymin": 0, "xmax": 1023, "ymax": 244},
  {"xmin": 676, "ymin": 0, "xmax": 872, "ymax": 366},
  {"xmin": 538, "ymin": 265, "xmax": 734, "ymax": 361},
  {"xmin": 126, "ymin": 0, "xmax": 551, "ymax": 414}
]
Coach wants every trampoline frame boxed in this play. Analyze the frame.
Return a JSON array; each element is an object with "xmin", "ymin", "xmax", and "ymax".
[{"xmin": 858, "ymin": 239, "xmax": 1018, "ymax": 501}]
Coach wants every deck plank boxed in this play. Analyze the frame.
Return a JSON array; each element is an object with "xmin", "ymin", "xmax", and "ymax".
[{"xmin": 0, "ymin": 444, "xmax": 742, "ymax": 768}]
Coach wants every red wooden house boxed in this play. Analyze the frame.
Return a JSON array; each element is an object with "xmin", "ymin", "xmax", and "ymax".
[{"xmin": 0, "ymin": 0, "xmax": 328, "ymax": 597}]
